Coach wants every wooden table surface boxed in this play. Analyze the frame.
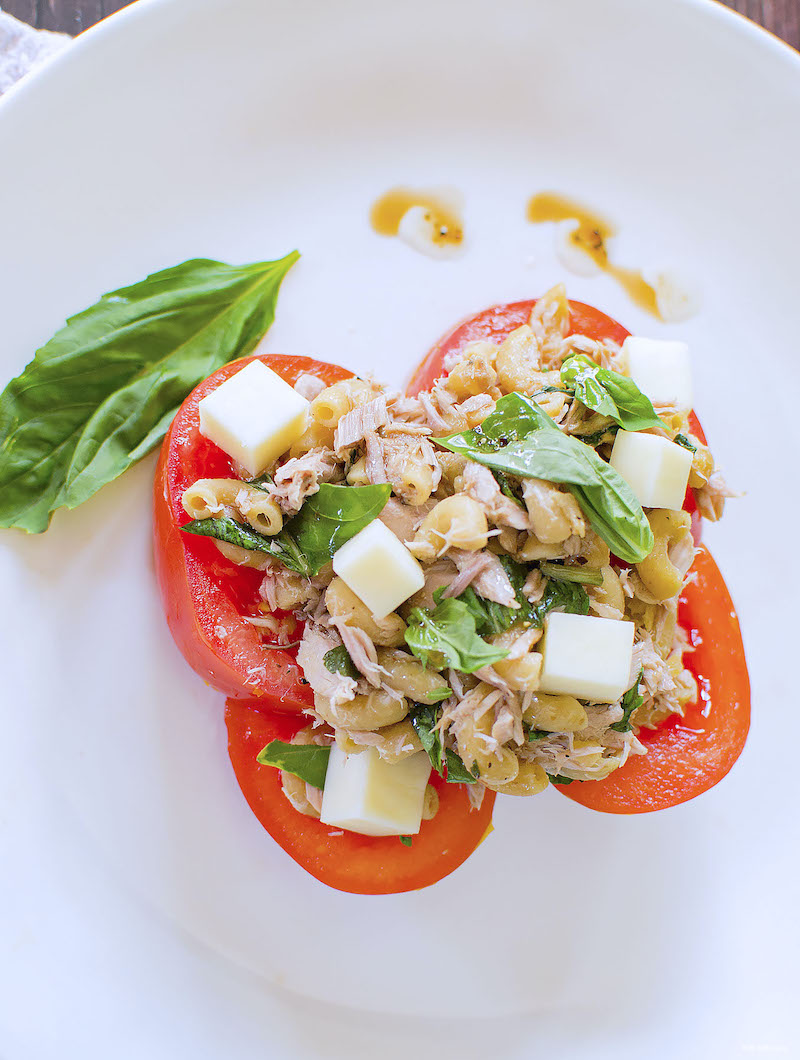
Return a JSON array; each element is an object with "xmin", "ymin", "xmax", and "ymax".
[{"xmin": 4, "ymin": 0, "xmax": 800, "ymax": 49}]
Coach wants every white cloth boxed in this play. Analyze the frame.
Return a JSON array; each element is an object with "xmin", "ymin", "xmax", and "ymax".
[{"xmin": 0, "ymin": 8, "xmax": 71, "ymax": 95}]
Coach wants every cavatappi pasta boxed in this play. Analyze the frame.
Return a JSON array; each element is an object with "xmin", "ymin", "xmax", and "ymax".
[{"xmin": 181, "ymin": 285, "xmax": 734, "ymax": 818}]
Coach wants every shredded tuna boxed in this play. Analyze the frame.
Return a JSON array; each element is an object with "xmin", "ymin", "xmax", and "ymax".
[
  {"xmin": 418, "ymin": 391, "xmax": 451, "ymax": 432},
  {"xmin": 492, "ymin": 698, "xmax": 525, "ymax": 746},
  {"xmin": 334, "ymin": 396, "xmax": 389, "ymax": 452},
  {"xmin": 296, "ymin": 624, "xmax": 357, "ymax": 706},
  {"xmin": 460, "ymin": 462, "xmax": 530, "ymax": 530},
  {"xmin": 694, "ymin": 470, "xmax": 739, "ymax": 522},
  {"xmin": 331, "ymin": 619, "xmax": 383, "ymax": 687},
  {"xmin": 272, "ymin": 449, "xmax": 338, "ymax": 513},
  {"xmin": 445, "ymin": 549, "xmax": 519, "ymax": 607},
  {"xmin": 378, "ymin": 497, "xmax": 432, "ymax": 543},
  {"xmin": 294, "ymin": 373, "xmax": 327, "ymax": 400},
  {"xmin": 364, "ymin": 433, "xmax": 388, "ymax": 484}
]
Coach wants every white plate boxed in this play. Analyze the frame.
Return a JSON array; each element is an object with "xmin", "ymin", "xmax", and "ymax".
[{"xmin": 1, "ymin": 0, "xmax": 798, "ymax": 1056}]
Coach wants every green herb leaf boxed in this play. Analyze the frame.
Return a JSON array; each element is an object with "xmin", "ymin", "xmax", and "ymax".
[
  {"xmin": 256, "ymin": 740, "xmax": 330, "ymax": 789},
  {"xmin": 673, "ymin": 433, "xmax": 697, "ymax": 453},
  {"xmin": 492, "ymin": 470, "xmax": 526, "ymax": 508},
  {"xmin": 284, "ymin": 482, "xmax": 391, "ymax": 575},
  {"xmin": 547, "ymin": 774, "xmax": 574, "ymax": 785},
  {"xmin": 524, "ymin": 725, "xmax": 551, "ymax": 741},
  {"xmin": 561, "ymin": 354, "xmax": 664, "ymax": 431},
  {"xmin": 0, "ymin": 255, "xmax": 299, "ymax": 533},
  {"xmin": 458, "ymin": 555, "xmax": 532, "ymax": 636},
  {"xmin": 528, "ymin": 579, "xmax": 590, "ymax": 627},
  {"xmin": 182, "ymin": 515, "xmax": 310, "ymax": 574},
  {"xmin": 437, "ymin": 393, "xmax": 654, "ymax": 563},
  {"xmin": 323, "ymin": 645, "xmax": 360, "ymax": 680},
  {"xmin": 610, "ymin": 670, "xmax": 644, "ymax": 733},
  {"xmin": 427, "ymin": 686, "xmax": 454, "ymax": 703},
  {"xmin": 405, "ymin": 596, "xmax": 509, "ymax": 673},
  {"xmin": 539, "ymin": 561, "xmax": 604, "ymax": 586},
  {"xmin": 409, "ymin": 704, "xmax": 479, "ymax": 784},
  {"xmin": 399, "ymin": 835, "xmax": 413, "ymax": 847},
  {"xmin": 182, "ymin": 482, "xmax": 391, "ymax": 576}
]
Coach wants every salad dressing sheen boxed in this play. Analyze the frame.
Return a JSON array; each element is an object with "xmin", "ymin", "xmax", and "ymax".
[{"xmin": 526, "ymin": 192, "xmax": 660, "ymax": 318}]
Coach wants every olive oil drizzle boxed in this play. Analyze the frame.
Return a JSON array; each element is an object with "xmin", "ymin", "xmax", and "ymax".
[
  {"xmin": 370, "ymin": 187, "xmax": 464, "ymax": 248},
  {"xmin": 526, "ymin": 192, "xmax": 660, "ymax": 317}
]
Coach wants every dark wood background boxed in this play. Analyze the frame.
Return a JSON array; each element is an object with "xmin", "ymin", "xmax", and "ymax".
[{"xmin": 3, "ymin": 0, "xmax": 800, "ymax": 48}]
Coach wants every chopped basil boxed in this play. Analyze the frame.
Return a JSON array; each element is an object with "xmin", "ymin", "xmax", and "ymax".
[
  {"xmin": 547, "ymin": 774, "xmax": 574, "ymax": 785},
  {"xmin": 674, "ymin": 433, "xmax": 697, "ymax": 453},
  {"xmin": 256, "ymin": 740, "xmax": 330, "ymax": 789},
  {"xmin": 409, "ymin": 704, "xmax": 479, "ymax": 784},
  {"xmin": 610, "ymin": 671, "xmax": 644, "ymax": 733},
  {"xmin": 181, "ymin": 515, "xmax": 310, "ymax": 573},
  {"xmin": 399, "ymin": 836, "xmax": 413, "ymax": 847},
  {"xmin": 539, "ymin": 561, "xmax": 604, "ymax": 586},
  {"xmin": 436, "ymin": 392, "xmax": 654, "ymax": 563},
  {"xmin": 457, "ymin": 555, "xmax": 533, "ymax": 636},
  {"xmin": 560, "ymin": 354, "xmax": 664, "ymax": 431},
  {"xmin": 0, "ymin": 255, "xmax": 298, "ymax": 533},
  {"xmin": 529, "ymin": 579, "xmax": 590, "ymax": 627},
  {"xmin": 323, "ymin": 645, "xmax": 360, "ymax": 680}
]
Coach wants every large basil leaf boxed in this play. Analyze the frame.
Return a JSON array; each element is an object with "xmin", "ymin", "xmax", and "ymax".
[
  {"xmin": 286, "ymin": 482, "xmax": 391, "ymax": 574},
  {"xmin": 0, "ymin": 255, "xmax": 298, "ymax": 533},
  {"xmin": 561, "ymin": 354, "xmax": 664, "ymax": 431},
  {"xmin": 182, "ymin": 482, "xmax": 391, "ymax": 576},
  {"xmin": 436, "ymin": 393, "xmax": 654, "ymax": 563},
  {"xmin": 409, "ymin": 704, "xmax": 478, "ymax": 783},
  {"xmin": 256, "ymin": 740, "xmax": 330, "ymax": 789},
  {"xmin": 404, "ymin": 595, "xmax": 509, "ymax": 673}
]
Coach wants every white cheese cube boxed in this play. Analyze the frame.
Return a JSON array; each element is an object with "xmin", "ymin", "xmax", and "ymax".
[
  {"xmin": 622, "ymin": 336, "xmax": 693, "ymax": 410},
  {"xmin": 609, "ymin": 430, "xmax": 693, "ymax": 510},
  {"xmin": 198, "ymin": 360, "xmax": 309, "ymax": 477},
  {"xmin": 332, "ymin": 519, "xmax": 424, "ymax": 619},
  {"xmin": 539, "ymin": 611, "xmax": 635, "ymax": 703},
  {"xmin": 320, "ymin": 745, "xmax": 431, "ymax": 837}
]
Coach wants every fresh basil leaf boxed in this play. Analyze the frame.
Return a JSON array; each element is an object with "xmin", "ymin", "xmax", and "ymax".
[
  {"xmin": 561, "ymin": 354, "xmax": 664, "ymax": 432},
  {"xmin": 399, "ymin": 836, "xmax": 413, "ymax": 847},
  {"xmin": 437, "ymin": 393, "xmax": 654, "ymax": 563},
  {"xmin": 673, "ymin": 433, "xmax": 697, "ymax": 453},
  {"xmin": 409, "ymin": 704, "xmax": 479, "ymax": 784},
  {"xmin": 547, "ymin": 774, "xmax": 574, "ymax": 785},
  {"xmin": 323, "ymin": 645, "xmax": 360, "ymax": 680},
  {"xmin": 405, "ymin": 596, "xmax": 509, "ymax": 673},
  {"xmin": 181, "ymin": 516, "xmax": 310, "ymax": 575},
  {"xmin": 529, "ymin": 579, "xmax": 590, "ymax": 627},
  {"xmin": 247, "ymin": 472, "xmax": 274, "ymax": 491},
  {"xmin": 256, "ymin": 740, "xmax": 330, "ymax": 789},
  {"xmin": 539, "ymin": 561, "xmax": 604, "ymax": 586},
  {"xmin": 610, "ymin": 670, "xmax": 644, "ymax": 733},
  {"xmin": 285, "ymin": 483, "xmax": 391, "ymax": 575},
  {"xmin": 0, "ymin": 255, "xmax": 299, "ymax": 533}
]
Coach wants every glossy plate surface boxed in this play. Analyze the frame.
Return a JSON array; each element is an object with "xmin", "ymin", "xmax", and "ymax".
[{"xmin": 0, "ymin": 0, "xmax": 797, "ymax": 1056}]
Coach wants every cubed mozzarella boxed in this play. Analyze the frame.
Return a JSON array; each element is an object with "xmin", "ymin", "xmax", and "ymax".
[
  {"xmin": 332, "ymin": 519, "xmax": 424, "ymax": 619},
  {"xmin": 320, "ymin": 745, "xmax": 431, "ymax": 837},
  {"xmin": 198, "ymin": 360, "xmax": 309, "ymax": 477},
  {"xmin": 622, "ymin": 336, "xmax": 693, "ymax": 410},
  {"xmin": 609, "ymin": 430, "xmax": 693, "ymax": 510},
  {"xmin": 539, "ymin": 611, "xmax": 635, "ymax": 703}
]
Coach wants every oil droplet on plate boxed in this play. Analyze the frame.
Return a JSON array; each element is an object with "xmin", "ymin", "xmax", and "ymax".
[
  {"xmin": 527, "ymin": 191, "xmax": 672, "ymax": 319},
  {"xmin": 370, "ymin": 186, "xmax": 465, "ymax": 259}
]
